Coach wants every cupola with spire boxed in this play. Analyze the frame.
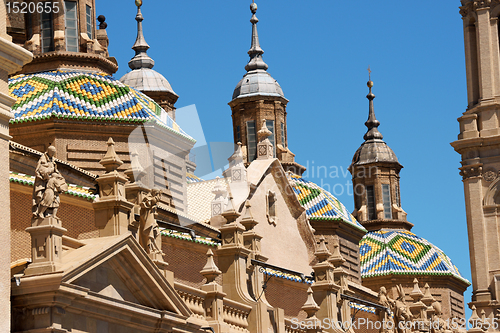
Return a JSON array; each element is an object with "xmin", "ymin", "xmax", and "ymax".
[
  {"xmin": 353, "ymin": 73, "xmax": 470, "ymax": 317},
  {"xmin": 120, "ymin": 0, "xmax": 179, "ymax": 120},
  {"xmin": 228, "ymin": 1, "xmax": 305, "ymax": 175},
  {"xmin": 349, "ymin": 72, "xmax": 411, "ymax": 231}
]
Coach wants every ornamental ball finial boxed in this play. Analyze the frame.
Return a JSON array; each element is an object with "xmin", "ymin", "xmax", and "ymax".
[
  {"xmin": 367, "ymin": 80, "xmax": 374, "ymax": 88},
  {"xmin": 250, "ymin": 2, "xmax": 257, "ymax": 14},
  {"xmin": 135, "ymin": 0, "xmax": 142, "ymax": 7}
]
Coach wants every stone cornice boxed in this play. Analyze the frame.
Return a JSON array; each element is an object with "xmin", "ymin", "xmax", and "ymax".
[
  {"xmin": 0, "ymin": 37, "xmax": 33, "ymax": 74},
  {"xmin": 460, "ymin": 0, "xmax": 500, "ymax": 17},
  {"xmin": 17, "ymin": 51, "xmax": 118, "ymax": 75},
  {"xmin": 228, "ymin": 94, "xmax": 289, "ymax": 108},
  {"xmin": 451, "ymin": 135, "xmax": 500, "ymax": 152}
]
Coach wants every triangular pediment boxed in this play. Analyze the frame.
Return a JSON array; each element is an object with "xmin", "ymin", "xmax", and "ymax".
[
  {"xmin": 72, "ymin": 259, "xmax": 140, "ymax": 304},
  {"xmin": 61, "ymin": 234, "xmax": 191, "ymax": 317}
]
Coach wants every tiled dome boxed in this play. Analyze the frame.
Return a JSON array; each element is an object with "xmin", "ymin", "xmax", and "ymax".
[
  {"xmin": 286, "ymin": 173, "xmax": 366, "ymax": 232},
  {"xmin": 360, "ymin": 229, "xmax": 469, "ymax": 283},
  {"xmin": 8, "ymin": 70, "xmax": 192, "ymax": 141}
]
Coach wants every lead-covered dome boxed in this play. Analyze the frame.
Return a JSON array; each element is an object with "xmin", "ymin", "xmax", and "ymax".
[
  {"xmin": 120, "ymin": 68, "xmax": 176, "ymax": 95},
  {"xmin": 351, "ymin": 139, "xmax": 400, "ymax": 166},
  {"xmin": 232, "ymin": 69, "xmax": 284, "ymax": 100},
  {"xmin": 231, "ymin": 1, "xmax": 286, "ymax": 102}
]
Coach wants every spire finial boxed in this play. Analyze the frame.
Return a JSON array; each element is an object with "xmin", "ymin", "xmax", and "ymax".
[
  {"xmin": 363, "ymin": 69, "xmax": 383, "ymax": 141},
  {"xmin": 245, "ymin": 2, "xmax": 269, "ymax": 72},
  {"xmin": 128, "ymin": 0, "xmax": 155, "ymax": 70}
]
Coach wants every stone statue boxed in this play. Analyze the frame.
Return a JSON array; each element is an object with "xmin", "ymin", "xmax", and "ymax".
[
  {"xmin": 378, "ymin": 286, "xmax": 395, "ymax": 333},
  {"xmin": 431, "ymin": 301, "xmax": 451, "ymax": 333},
  {"xmin": 139, "ymin": 188, "xmax": 162, "ymax": 254},
  {"xmin": 32, "ymin": 146, "xmax": 68, "ymax": 219},
  {"xmin": 393, "ymin": 285, "xmax": 412, "ymax": 333}
]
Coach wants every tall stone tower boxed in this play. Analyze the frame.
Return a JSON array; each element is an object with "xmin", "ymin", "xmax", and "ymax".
[
  {"xmin": 229, "ymin": 2, "xmax": 305, "ymax": 175},
  {"xmin": 349, "ymin": 78, "xmax": 408, "ymax": 228},
  {"xmin": 353, "ymin": 78, "xmax": 469, "ymax": 319},
  {"xmin": 6, "ymin": 0, "xmax": 115, "ymax": 75},
  {"xmin": 452, "ymin": 0, "xmax": 500, "ymax": 320},
  {"xmin": 0, "ymin": 4, "xmax": 33, "ymax": 331}
]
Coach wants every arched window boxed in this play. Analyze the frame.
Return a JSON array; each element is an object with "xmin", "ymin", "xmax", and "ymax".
[
  {"xmin": 382, "ymin": 184, "xmax": 392, "ymax": 219},
  {"xmin": 366, "ymin": 185, "xmax": 376, "ymax": 220},
  {"xmin": 65, "ymin": 1, "xmax": 78, "ymax": 52},
  {"xmin": 86, "ymin": 5, "xmax": 93, "ymax": 40}
]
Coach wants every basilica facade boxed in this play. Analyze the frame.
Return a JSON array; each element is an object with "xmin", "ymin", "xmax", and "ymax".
[{"xmin": 0, "ymin": 0, "xmax": 493, "ymax": 332}]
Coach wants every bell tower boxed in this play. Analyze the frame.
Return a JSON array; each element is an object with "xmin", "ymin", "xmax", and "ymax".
[
  {"xmin": 228, "ymin": 2, "xmax": 305, "ymax": 175},
  {"xmin": 349, "ymin": 77, "xmax": 411, "ymax": 231},
  {"xmin": 6, "ymin": 0, "xmax": 116, "ymax": 75},
  {"xmin": 452, "ymin": 0, "xmax": 500, "ymax": 320}
]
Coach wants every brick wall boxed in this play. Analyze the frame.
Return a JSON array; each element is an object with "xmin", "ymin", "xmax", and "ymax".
[
  {"xmin": 11, "ymin": 188, "xmax": 97, "ymax": 262},
  {"xmin": 264, "ymin": 278, "xmax": 308, "ymax": 321},
  {"xmin": 162, "ymin": 236, "xmax": 218, "ymax": 288},
  {"xmin": 353, "ymin": 311, "xmax": 379, "ymax": 333}
]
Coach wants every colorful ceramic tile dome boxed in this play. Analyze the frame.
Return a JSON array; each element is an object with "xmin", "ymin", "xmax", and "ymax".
[
  {"xmin": 286, "ymin": 173, "xmax": 366, "ymax": 232},
  {"xmin": 8, "ymin": 70, "xmax": 193, "ymax": 141},
  {"xmin": 360, "ymin": 229, "xmax": 469, "ymax": 283}
]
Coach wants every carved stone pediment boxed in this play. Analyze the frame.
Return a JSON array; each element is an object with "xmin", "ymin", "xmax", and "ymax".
[{"xmin": 61, "ymin": 234, "xmax": 191, "ymax": 315}]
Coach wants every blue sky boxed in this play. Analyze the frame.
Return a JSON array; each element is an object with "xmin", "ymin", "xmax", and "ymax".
[{"xmin": 98, "ymin": 0, "xmax": 472, "ymax": 313}]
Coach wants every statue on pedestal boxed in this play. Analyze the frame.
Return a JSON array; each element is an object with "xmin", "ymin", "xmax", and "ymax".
[{"xmin": 32, "ymin": 146, "xmax": 68, "ymax": 219}]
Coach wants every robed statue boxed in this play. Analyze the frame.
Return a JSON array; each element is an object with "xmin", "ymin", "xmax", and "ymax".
[
  {"xmin": 32, "ymin": 146, "xmax": 68, "ymax": 219},
  {"xmin": 139, "ymin": 188, "xmax": 162, "ymax": 255}
]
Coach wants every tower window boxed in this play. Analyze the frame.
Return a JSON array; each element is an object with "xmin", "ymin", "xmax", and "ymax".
[
  {"xmin": 40, "ymin": 7, "xmax": 54, "ymax": 53},
  {"xmin": 395, "ymin": 183, "xmax": 401, "ymax": 207},
  {"xmin": 366, "ymin": 185, "xmax": 376, "ymax": 220},
  {"xmin": 236, "ymin": 125, "xmax": 241, "ymax": 143},
  {"xmin": 266, "ymin": 120, "xmax": 275, "ymax": 157},
  {"xmin": 86, "ymin": 5, "xmax": 93, "ymax": 40},
  {"xmin": 65, "ymin": 1, "xmax": 78, "ymax": 52},
  {"xmin": 281, "ymin": 122, "xmax": 285, "ymax": 147},
  {"xmin": 26, "ymin": 13, "xmax": 33, "ymax": 40},
  {"xmin": 246, "ymin": 121, "xmax": 257, "ymax": 162},
  {"xmin": 382, "ymin": 184, "xmax": 392, "ymax": 219}
]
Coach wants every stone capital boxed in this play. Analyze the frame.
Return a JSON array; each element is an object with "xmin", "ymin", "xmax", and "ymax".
[{"xmin": 460, "ymin": 163, "xmax": 483, "ymax": 180}]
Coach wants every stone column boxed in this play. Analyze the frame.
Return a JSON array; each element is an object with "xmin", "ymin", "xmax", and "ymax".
[
  {"xmin": 476, "ymin": 7, "xmax": 496, "ymax": 103},
  {"xmin": 0, "ymin": 11, "xmax": 33, "ymax": 332},
  {"xmin": 460, "ymin": 165, "xmax": 491, "ymax": 302}
]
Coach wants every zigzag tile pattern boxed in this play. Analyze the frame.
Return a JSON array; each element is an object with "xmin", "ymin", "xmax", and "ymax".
[
  {"xmin": 8, "ymin": 70, "xmax": 192, "ymax": 140},
  {"xmin": 286, "ymin": 173, "xmax": 366, "ymax": 232},
  {"xmin": 360, "ymin": 229, "xmax": 468, "ymax": 283}
]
